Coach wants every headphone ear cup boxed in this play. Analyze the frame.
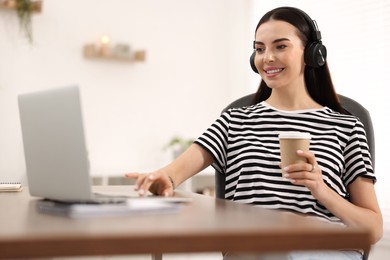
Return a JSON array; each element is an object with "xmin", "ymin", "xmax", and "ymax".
[
  {"xmin": 250, "ymin": 51, "xmax": 258, "ymax": 74},
  {"xmin": 304, "ymin": 42, "xmax": 327, "ymax": 68}
]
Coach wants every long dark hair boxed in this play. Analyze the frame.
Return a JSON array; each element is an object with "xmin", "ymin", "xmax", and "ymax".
[{"xmin": 253, "ymin": 7, "xmax": 345, "ymax": 113}]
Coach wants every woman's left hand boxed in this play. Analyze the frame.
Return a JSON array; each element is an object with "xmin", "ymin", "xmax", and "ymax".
[{"xmin": 281, "ymin": 150, "xmax": 329, "ymax": 199}]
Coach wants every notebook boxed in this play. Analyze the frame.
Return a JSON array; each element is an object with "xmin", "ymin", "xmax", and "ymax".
[
  {"xmin": 35, "ymin": 198, "xmax": 181, "ymax": 218},
  {"xmin": 17, "ymin": 86, "xmax": 128, "ymax": 204}
]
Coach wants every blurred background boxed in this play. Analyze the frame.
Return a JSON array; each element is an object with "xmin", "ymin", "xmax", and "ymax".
[{"xmin": 0, "ymin": 0, "xmax": 389, "ymax": 257}]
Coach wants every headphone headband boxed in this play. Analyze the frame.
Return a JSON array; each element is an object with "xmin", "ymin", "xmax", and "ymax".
[{"xmin": 287, "ymin": 7, "xmax": 322, "ymax": 43}]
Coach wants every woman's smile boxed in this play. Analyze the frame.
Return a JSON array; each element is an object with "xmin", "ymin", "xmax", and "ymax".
[{"xmin": 264, "ymin": 67, "xmax": 285, "ymax": 78}]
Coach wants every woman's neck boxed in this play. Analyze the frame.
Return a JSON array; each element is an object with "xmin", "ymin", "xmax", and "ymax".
[{"xmin": 265, "ymin": 85, "xmax": 322, "ymax": 111}]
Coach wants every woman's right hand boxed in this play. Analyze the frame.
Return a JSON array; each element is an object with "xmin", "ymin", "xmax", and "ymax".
[
  {"xmin": 125, "ymin": 169, "xmax": 175, "ymax": 197},
  {"xmin": 125, "ymin": 144, "xmax": 212, "ymax": 197}
]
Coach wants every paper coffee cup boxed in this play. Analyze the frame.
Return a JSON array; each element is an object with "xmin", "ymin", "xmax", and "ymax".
[{"xmin": 279, "ymin": 132, "xmax": 311, "ymax": 168}]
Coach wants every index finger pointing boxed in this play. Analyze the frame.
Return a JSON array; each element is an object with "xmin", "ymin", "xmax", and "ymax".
[{"xmin": 124, "ymin": 172, "xmax": 140, "ymax": 179}]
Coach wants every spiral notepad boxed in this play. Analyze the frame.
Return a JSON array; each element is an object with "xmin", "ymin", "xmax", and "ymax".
[{"xmin": 0, "ymin": 182, "xmax": 23, "ymax": 192}]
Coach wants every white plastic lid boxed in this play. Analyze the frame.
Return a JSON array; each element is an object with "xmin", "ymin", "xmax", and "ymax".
[{"xmin": 278, "ymin": 132, "xmax": 311, "ymax": 139}]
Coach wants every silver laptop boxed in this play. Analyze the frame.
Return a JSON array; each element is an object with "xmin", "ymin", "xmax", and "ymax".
[{"xmin": 18, "ymin": 86, "xmax": 126, "ymax": 204}]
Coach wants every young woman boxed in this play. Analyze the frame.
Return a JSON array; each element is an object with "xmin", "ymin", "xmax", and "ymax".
[{"xmin": 126, "ymin": 7, "xmax": 382, "ymax": 259}]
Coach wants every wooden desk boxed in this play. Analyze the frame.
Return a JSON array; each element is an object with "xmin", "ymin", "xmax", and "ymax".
[{"xmin": 0, "ymin": 186, "xmax": 370, "ymax": 259}]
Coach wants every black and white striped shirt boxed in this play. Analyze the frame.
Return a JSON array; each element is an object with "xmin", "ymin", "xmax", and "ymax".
[{"xmin": 195, "ymin": 101, "xmax": 375, "ymax": 223}]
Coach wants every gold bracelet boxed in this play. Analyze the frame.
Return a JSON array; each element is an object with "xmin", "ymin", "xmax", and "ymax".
[{"xmin": 168, "ymin": 175, "xmax": 176, "ymax": 190}]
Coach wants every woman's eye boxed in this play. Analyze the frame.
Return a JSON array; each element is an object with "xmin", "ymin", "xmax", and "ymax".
[
  {"xmin": 277, "ymin": 45, "xmax": 287, "ymax": 50},
  {"xmin": 255, "ymin": 47, "xmax": 264, "ymax": 53}
]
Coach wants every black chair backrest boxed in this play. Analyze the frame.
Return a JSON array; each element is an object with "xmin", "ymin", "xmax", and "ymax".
[{"xmin": 215, "ymin": 93, "xmax": 375, "ymax": 199}]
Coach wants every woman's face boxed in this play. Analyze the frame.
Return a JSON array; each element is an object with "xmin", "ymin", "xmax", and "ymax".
[{"xmin": 254, "ymin": 20, "xmax": 306, "ymax": 90}]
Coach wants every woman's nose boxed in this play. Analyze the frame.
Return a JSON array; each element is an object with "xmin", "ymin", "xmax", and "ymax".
[{"xmin": 264, "ymin": 50, "xmax": 275, "ymax": 63}]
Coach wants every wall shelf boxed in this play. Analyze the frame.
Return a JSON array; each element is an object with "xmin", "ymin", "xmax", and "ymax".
[
  {"xmin": 83, "ymin": 42, "xmax": 146, "ymax": 63},
  {"xmin": 0, "ymin": 0, "xmax": 43, "ymax": 13}
]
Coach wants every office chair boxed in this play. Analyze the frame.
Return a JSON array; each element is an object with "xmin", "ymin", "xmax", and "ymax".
[{"xmin": 214, "ymin": 93, "xmax": 375, "ymax": 259}]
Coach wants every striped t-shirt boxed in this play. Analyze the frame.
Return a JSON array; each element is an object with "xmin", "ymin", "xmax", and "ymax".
[{"xmin": 195, "ymin": 101, "xmax": 375, "ymax": 223}]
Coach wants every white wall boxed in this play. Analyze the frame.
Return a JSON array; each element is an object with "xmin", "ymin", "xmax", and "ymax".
[{"xmin": 0, "ymin": 0, "xmax": 253, "ymax": 181}]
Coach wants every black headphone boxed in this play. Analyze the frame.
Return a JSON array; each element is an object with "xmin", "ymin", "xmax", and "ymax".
[{"xmin": 250, "ymin": 7, "xmax": 327, "ymax": 73}]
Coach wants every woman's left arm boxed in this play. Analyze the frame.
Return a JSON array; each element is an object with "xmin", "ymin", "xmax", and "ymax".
[
  {"xmin": 346, "ymin": 177, "xmax": 383, "ymax": 243},
  {"xmin": 284, "ymin": 150, "xmax": 383, "ymax": 244},
  {"xmin": 316, "ymin": 175, "xmax": 383, "ymax": 244}
]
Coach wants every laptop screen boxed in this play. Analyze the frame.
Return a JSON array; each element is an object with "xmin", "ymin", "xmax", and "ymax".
[{"xmin": 18, "ymin": 86, "xmax": 94, "ymax": 201}]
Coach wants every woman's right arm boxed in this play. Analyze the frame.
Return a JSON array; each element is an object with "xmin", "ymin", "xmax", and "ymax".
[{"xmin": 125, "ymin": 143, "xmax": 213, "ymax": 196}]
